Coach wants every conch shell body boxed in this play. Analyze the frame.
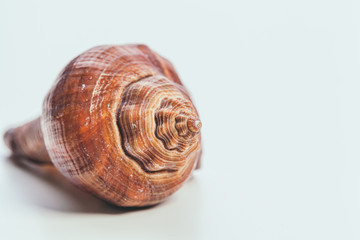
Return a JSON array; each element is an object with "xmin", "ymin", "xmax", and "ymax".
[{"xmin": 4, "ymin": 45, "xmax": 202, "ymax": 207}]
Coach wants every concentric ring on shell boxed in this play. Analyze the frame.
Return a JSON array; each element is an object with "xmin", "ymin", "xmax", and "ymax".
[{"xmin": 117, "ymin": 75, "xmax": 201, "ymax": 173}]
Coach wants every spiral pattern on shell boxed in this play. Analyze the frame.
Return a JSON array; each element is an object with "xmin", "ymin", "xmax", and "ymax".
[{"xmin": 40, "ymin": 45, "xmax": 202, "ymax": 206}]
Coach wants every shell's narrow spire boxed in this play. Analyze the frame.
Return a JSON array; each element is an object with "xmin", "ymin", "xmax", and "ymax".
[
  {"xmin": 174, "ymin": 113, "xmax": 201, "ymax": 139},
  {"xmin": 187, "ymin": 117, "xmax": 202, "ymax": 133},
  {"xmin": 4, "ymin": 44, "xmax": 202, "ymax": 207}
]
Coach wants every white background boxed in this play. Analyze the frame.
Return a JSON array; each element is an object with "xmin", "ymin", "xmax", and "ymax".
[{"xmin": 1, "ymin": 0, "xmax": 360, "ymax": 239}]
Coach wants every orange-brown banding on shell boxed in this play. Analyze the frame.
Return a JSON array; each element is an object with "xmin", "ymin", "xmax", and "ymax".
[
  {"xmin": 117, "ymin": 76, "xmax": 201, "ymax": 173},
  {"xmin": 187, "ymin": 118, "xmax": 202, "ymax": 133},
  {"xmin": 6, "ymin": 44, "xmax": 203, "ymax": 207}
]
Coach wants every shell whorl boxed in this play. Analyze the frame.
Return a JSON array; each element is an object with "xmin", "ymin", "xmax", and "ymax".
[
  {"xmin": 41, "ymin": 45, "xmax": 202, "ymax": 207},
  {"xmin": 118, "ymin": 76, "xmax": 201, "ymax": 173}
]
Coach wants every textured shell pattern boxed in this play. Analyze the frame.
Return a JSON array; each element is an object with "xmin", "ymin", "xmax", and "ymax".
[{"xmin": 41, "ymin": 45, "xmax": 202, "ymax": 207}]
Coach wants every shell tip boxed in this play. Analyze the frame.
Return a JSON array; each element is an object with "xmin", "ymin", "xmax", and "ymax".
[{"xmin": 187, "ymin": 118, "xmax": 202, "ymax": 133}]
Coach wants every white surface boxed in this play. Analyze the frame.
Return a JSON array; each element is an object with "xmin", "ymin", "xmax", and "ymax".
[{"xmin": 1, "ymin": 0, "xmax": 360, "ymax": 239}]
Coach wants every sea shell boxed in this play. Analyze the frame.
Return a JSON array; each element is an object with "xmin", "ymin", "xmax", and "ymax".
[{"xmin": 4, "ymin": 45, "xmax": 202, "ymax": 207}]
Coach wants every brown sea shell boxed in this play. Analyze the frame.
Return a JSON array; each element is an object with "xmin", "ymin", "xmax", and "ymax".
[{"xmin": 4, "ymin": 45, "xmax": 202, "ymax": 207}]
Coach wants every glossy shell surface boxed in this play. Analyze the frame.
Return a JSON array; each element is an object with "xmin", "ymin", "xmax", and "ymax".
[{"xmin": 41, "ymin": 45, "xmax": 202, "ymax": 207}]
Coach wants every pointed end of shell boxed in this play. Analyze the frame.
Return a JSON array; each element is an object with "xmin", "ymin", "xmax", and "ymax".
[
  {"xmin": 3, "ymin": 128, "xmax": 14, "ymax": 151},
  {"xmin": 187, "ymin": 118, "xmax": 202, "ymax": 133}
]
